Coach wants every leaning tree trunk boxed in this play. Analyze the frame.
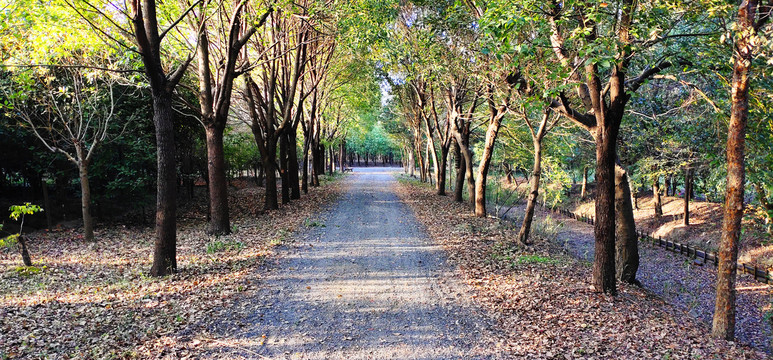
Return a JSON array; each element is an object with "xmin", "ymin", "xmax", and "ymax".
[
  {"xmin": 615, "ymin": 163, "xmax": 639, "ymax": 284},
  {"xmin": 713, "ymin": 0, "xmax": 755, "ymax": 340},
  {"xmin": 518, "ymin": 140, "xmax": 542, "ymax": 244},
  {"xmin": 653, "ymin": 176, "xmax": 663, "ymax": 217},
  {"xmin": 581, "ymin": 167, "xmax": 588, "ymax": 199},
  {"xmin": 150, "ymin": 92, "xmax": 178, "ymax": 277},
  {"xmin": 205, "ymin": 124, "xmax": 230, "ymax": 235},
  {"xmin": 474, "ymin": 114, "xmax": 503, "ymax": 217}
]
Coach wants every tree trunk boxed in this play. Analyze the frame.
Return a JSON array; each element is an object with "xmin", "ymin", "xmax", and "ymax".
[
  {"xmin": 205, "ymin": 125, "xmax": 230, "ymax": 235},
  {"xmin": 474, "ymin": 113, "xmax": 503, "ymax": 217},
  {"xmin": 280, "ymin": 132, "xmax": 290, "ymax": 205},
  {"xmin": 454, "ymin": 141, "xmax": 465, "ymax": 202},
  {"xmin": 302, "ymin": 136, "xmax": 310, "ymax": 194},
  {"xmin": 615, "ymin": 163, "xmax": 639, "ymax": 284},
  {"xmin": 18, "ymin": 235, "xmax": 32, "ymax": 266},
  {"xmin": 593, "ymin": 123, "xmax": 617, "ymax": 294},
  {"xmin": 77, "ymin": 162, "xmax": 95, "ymax": 242},
  {"xmin": 581, "ymin": 167, "xmax": 588, "ymax": 199},
  {"xmin": 684, "ymin": 166, "xmax": 692, "ymax": 226},
  {"xmin": 653, "ymin": 176, "xmax": 663, "ymax": 217},
  {"xmin": 262, "ymin": 135, "xmax": 280, "ymax": 210},
  {"xmin": 437, "ymin": 147, "xmax": 448, "ymax": 196},
  {"xmin": 518, "ymin": 141, "xmax": 542, "ymax": 244},
  {"xmin": 713, "ymin": 0, "xmax": 756, "ymax": 340},
  {"xmin": 288, "ymin": 130, "xmax": 300, "ymax": 200},
  {"xmin": 150, "ymin": 92, "xmax": 177, "ymax": 277},
  {"xmin": 665, "ymin": 175, "xmax": 672, "ymax": 196}
]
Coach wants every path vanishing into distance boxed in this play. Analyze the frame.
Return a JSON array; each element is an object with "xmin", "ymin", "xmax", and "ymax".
[{"xmin": 205, "ymin": 168, "xmax": 502, "ymax": 359}]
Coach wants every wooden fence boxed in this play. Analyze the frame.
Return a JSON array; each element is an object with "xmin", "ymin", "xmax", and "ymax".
[{"xmin": 538, "ymin": 204, "xmax": 773, "ymax": 285}]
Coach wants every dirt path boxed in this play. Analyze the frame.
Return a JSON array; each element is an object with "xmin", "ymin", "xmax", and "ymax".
[
  {"xmin": 205, "ymin": 168, "xmax": 501, "ymax": 359},
  {"xmin": 497, "ymin": 205, "xmax": 772, "ymax": 352}
]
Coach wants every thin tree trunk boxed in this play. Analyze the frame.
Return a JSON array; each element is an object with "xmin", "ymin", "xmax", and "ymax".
[
  {"xmin": 518, "ymin": 141, "xmax": 542, "ymax": 244},
  {"xmin": 77, "ymin": 162, "xmax": 94, "ymax": 242},
  {"xmin": 684, "ymin": 166, "xmax": 692, "ymax": 226},
  {"xmin": 437, "ymin": 147, "xmax": 448, "ymax": 195},
  {"xmin": 581, "ymin": 167, "xmax": 588, "ymax": 199},
  {"xmin": 302, "ymin": 136, "xmax": 310, "ymax": 194},
  {"xmin": 288, "ymin": 130, "xmax": 300, "ymax": 200},
  {"xmin": 474, "ymin": 113, "xmax": 504, "ymax": 217},
  {"xmin": 653, "ymin": 176, "xmax": 663, "ymax": 217},
  {"xmin": 205, "ymin": 125, "xmax": 230, "ymax": 235},
  {"xmin": 713, "ymin": 0, "xmax": 757, "ymax": 340},
  {"xmin": 18, "ymin": 235, "xmax": 32, "ymax": 266}
]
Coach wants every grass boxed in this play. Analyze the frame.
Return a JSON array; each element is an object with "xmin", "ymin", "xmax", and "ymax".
[{"xmin": 206, "ymin": 240, "xmax": 245, "ymax": 254}]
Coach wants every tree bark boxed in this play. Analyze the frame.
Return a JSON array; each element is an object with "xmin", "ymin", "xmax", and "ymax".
[
  {"xmin": 474, "ymin": 112, "xmax": 504, "ymax": 217},
  {"xmin": 518, "ymin": 141, "xmax": 542, "ymax": 244},
  {"xmin": 288, "ymin": 130, "xmax": 301, "ymax": 200},
  {"xmin": 615, "ymin": 163, "xmax": 639, "ymax": 284},
  {"xmin": 581, "ymin": 166, "xmax": 588, "ymax": 199},
  {"xmin": 713, "ymin": 0, "xmax": 759, "ymax": 340},
  {"xmin": 150, "ymin": 92, "xmax": 178, "ymax": 276},
  {"xmin": 18, "ymin": 235, "xmax": 32, "ymax": 266},
  {"xmin": 453, "ymin": 141, "xmax": 465, "ymax": 202},
  {"xmin": 437, "ymin": 147, "xmax": 448, "ymax": 195},
  {"xmin": 653, "ymin": 176, "xmax": 663, "ymax": 217},
  {"xmin": 684, "ymin": 166, "xmax": 692, "ymax": 226},
  {"xmin": 205, "ymin": 125, "xmax": 230, "ymax": 235},
  {"xmin": 77, "ymin": 162, "xmax": 94, "ymax": 242}
]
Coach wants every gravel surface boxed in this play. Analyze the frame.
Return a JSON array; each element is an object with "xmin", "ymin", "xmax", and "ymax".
[
  {"xmin": 498, "ymin": 205, "xmax": 773, "ymax": 353},
  {"xmin": 205, "ymin": 168, "xmax": 502, "ymax": 359}
]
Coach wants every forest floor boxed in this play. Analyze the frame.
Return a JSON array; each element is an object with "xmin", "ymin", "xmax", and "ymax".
[
  {"xmin": 397, "ymin": 175, "xmax": 765, "ymax": 359},
  {"xmin": 495, "ymin": 203, "xmax": 773, "ymax": 352},
  {"xmin": 0, "ymin": 174, "xmax": 344, "ymax": 359}
]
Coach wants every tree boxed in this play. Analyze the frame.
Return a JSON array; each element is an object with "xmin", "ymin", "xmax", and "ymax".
[
  {"xmin": 1, "ymin": 203, "xmax": 43, "ymax": 266},
  {"xmin": 11, "ymin": 69, "xmax": 120, "ymax": 242},
  {"xmin": 712, "ymin": 0, "xmax": 773, "ymax": 341},
  {"xmin": 194, "ymin": 2, "xmax": 271, "ymax": 235}
]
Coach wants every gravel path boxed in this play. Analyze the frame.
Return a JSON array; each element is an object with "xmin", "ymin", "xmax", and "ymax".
[
  {"xmin": 498, "ymin": 205, "xmax": 772, "ymax": 352},
  {"xmin": 205, "ymin": 168, "xmax": 501, "ymax": 359}
]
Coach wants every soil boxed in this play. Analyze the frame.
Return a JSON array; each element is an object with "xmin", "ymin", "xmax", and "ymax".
[{"xmin": 204, "ymin": 168, "xmax": 502, "ymax": 359}]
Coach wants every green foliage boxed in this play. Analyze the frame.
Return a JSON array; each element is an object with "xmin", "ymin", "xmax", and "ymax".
[
  {"xmin": 13, "ymin": 265, "xmax": 46, "ymax": 277},
  {"xmin": 8, "ymin": 203, "xmax": 43, "ymax": 221},
  {"xmin": 206, "ymin": 240, "xmax": 245, "ymax": 254}
]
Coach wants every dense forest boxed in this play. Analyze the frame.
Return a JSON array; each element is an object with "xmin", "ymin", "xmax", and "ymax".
[{"xmin": 1, "ymin": 0, "xmax": 773, "ymax": 357}]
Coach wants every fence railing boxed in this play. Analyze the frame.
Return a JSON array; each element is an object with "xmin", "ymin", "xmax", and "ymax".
[{"xmin": 538, "ymin": 204, "xmax": 773, "ymax": 285}]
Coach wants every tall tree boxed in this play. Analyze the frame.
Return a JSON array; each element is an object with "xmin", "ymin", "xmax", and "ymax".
[
  {"xmin": 194, "ymin": 2, "xmax": 271, "ymax": 235},
  {"xmin": 712, "ymin": 0, "xmax": 773, "ymax": 341}
]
